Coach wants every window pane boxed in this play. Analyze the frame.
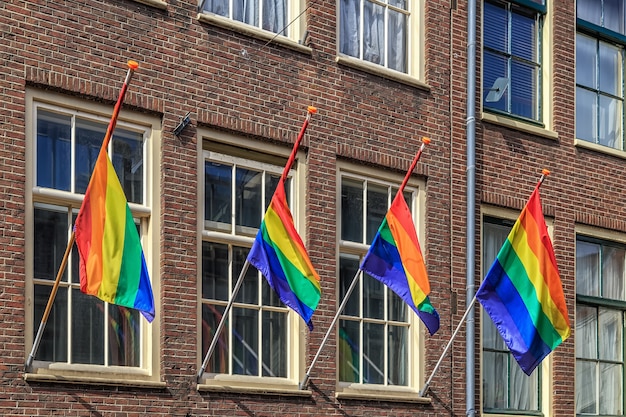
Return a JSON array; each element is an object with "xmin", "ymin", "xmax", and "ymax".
[
  {"xmin": 75, "ymin": 118, "xmax": 106, "ymax": 195},
  {"xmin": 388, "ymin": 290, "xmax": 407, "ymax": 322},
  {"xmin": 71, "ymin": 290, "xmax": 104, "ymax": 365},
  {"xmin": 510, "ymin": 362, "xmax": 539, "ymax": 410},
  {"xmin": 112, "ymin": 128, "xmax": 144, "ymax": 205},
  {"xmin": 235, "ymin": 167, "xmax": 262, "ymax": 232},
  {"xmin": 363, "ymin": 273, "xmax": 384, "ymax": 320},
  {"xmin": 576, "ymin": 240, "xmax": 600, "ymax": 297},
  {"xmin": 388, "ymin": 325, "xmax": 407, "ymax": 385},
  {"xmin": 261, "ymin": 276, "xmax": 283, "ymax": 307},
  {"xmin": 34, "ymin": 208, "xmax": 69, "ymax": 281},
  {"xmin": 339, "ymin": 0, "xmax": 361, "ymax": 58},
  {"xmin": 388, "ymin": 9, "xmax": 407, "ymax": 72},
  {"xmin": 363, "ymin": 322, "xmax": 384, "ymax": 384},
  {"xmin": 262, "ymin": 310, "xmax": 287, "ymax": 377},
  {"xmin": 511, "ymin": 60, "xmax": 537, "ymax": 119},
  {"xmin": 34, "ymin": 285, "xmax": 68, "ymax": 362},
  {"xmin": 232, "ymin": 307, "xmax": 259, "ymax": 376},
  {"xmin": 599, "ymin": 42, "xmax": 622, "ymax": 96},
  {"xmin": 483, "ymin": 51, "xmax": 508, "ymax": 112},
  {"xmin": 483, "ymin": 351, "xmax": 508, "ymax": 409},
  {"xmin": 205, "ymin": 162, "xmax": 232, "ymax": 230},
  {"xmin": 341, "ymin": 179, "xmax": 363, "ymax": 242},
  {"xmin": 604, "ymin": 0, "xmax": 626, "ymax": 35},
  {"xmin": 576, "ymin": 360, "xmax": 597, "ymax": 414},
  {"xmin": 233, "ymin": 0, "xmax": 259, "ymax": 26},
  {"xmin": 602, "ymin": 246, "xmax": 626, "ymax": 300},
  {"xmin": 484, "ymin": 318, "xmax": 507, "ymax": 351},
  {"xmin": 202, "ymin": 242, "xmax": 229, "ymax": 301},
  {"xmin": 576, "ymin": 34, "xmax": 597, "ymax": 88},
  {"xmin": 108, "ymin": 305, "xmax": 140, "ymax": 367},
  {"xmin": 36, "ymin": 110, "xmax": 71, "ymax": 191},
  {"xmin": 577, "ymin": 0, "xmax": 601, "ymax": 26},
  {"xmin": 339, "ymin": 320, "xmax": 360, "ymax": 382},
  {"xmin": 598, "ymin": 95, "xmax": 622, "ymax": 149},
  {"xmin": 576, "ymin": 305, "xmax": 597, "ymax": 359},
  {"xmin": 599, "ymin": 308, "xmax": 622, "ymax": 361},
  {"xmin": 340, "ymin": 255, "xmax": 361, "ymax": 317},
  {"xmin": 600, "ymin": 362, "xmax": 623, "ymax": 414},
  {"xmin": 366, "ymin": 184, "xmax": 388, "ymax": 244},
  {"xmin": 202, "ymin": 304, "xmax": 229, "ymax": 374},
  {"xmin": 235, "ymin": 246, "xmax": 259, "ymax": 304},
  {"xmin": 261, "ymin": 0, "xmax": 286, "ymax": 33},
  {"xmin": 511, "ymin": 10, "xmax": 536, "ymax": 61},
  {"xmin": 203, "ymin": 0, "xmax": 228, "ymax": 16},
  {"xmin": 576, "ymin": 87, "xmax": 598, "ymax": 143},
  {"xmin": 363, "ymin": 1, "xmax": 384, "ymax": 65},
  {"xmin": 484, "ymin": 1, "xmax": 508, "ymax": 52}
]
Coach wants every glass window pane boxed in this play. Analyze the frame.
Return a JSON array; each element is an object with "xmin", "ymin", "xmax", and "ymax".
[
  {"xmin": 203, "ymin": 0, "xmax": 229, "ymax": 16},
  {"xmin": 577, "ymin": 241, "xmax": 600, "ymax": 297},
  {"xmin": 235, "ymin": 246, "xmax": 259, "ymax": 304},
  {"xmin": 366, "ymin": 183, "xmax": 388, "ymax": 244},
  {"xmin": 34, "ymin": 285, "xmax": 68, "ymax": 362},
  {"xmin": 34, "ymin": 207, "xmax": 69, "ymax": 281},
  {"xmin": 388, "ymin": 290, "xmax": 407, "ymax": 322},
  {"xmin": 577, "ymin": 0, "xmax": 601, "ymax": 26},
  {"xmin": 599, "ymin": 42, "xmax": 622, "ymax": 96},
  {"xmin": 388, "ymin": 325, "xmax": 407, "ymax": 385},
  {"xmin": 205, "ymin": 162, "xmax": 232, "ymax": 230},
  {"xmin": 112, "ymin": 128, "xmax": 144, "ymax": 205},
  {"xmin": 341, "ymin": 179, "xmax": 363, "ymax": 242},
  {"xmin": 262, "ymin": 310, "xmax": 287, "ymax": 377},
  {"xmin": 232, "ymin": 307, "xmax": 259, "ymax": 376},
  {"xmin": 598, "ymin": 95, "xmax": 622, "ymax": 149},
  {"xmin": 483, "ymin": 351, "xmax": 508, "ymax": 409},
  {"xmin": 600, "ymin": 362, "xmax": 623, "ymax": 414},
  {"xmin": 363, "ymin": 273, "xmax": 384, "ymax": 320},
  {"xmin": 484, "ymin": 317, "xmax": 507, "ymax": 351},
  {"xmin": 108, "ymin": 305, "xmax": 140, "ymax": 367},
  {"xmin": 233, "ymin": 0, "xmax": 259, "ymax": 26},
  {"xmin": 339, "ymin": 320, "xmax": 360, "ymax": 383},
  {"xmin": 235, "ymin": 167, "xmax": 262, "ymax": 232},
  {"xmin": 484, "ymin": 1, "xmax": 508, "ymax": 52},
  {"xmin": 602, "ymin": 246, "xmax": 626, "ymax": 300},
  {"xmin": 339, "ymin": 0, "xmax": 361, "ymax": 58},
  {"xmin": 388, "ymin": 10, "xmax": 407, "ymax": 72},
  {"xmin": 483, "ymin": 51, "xmax": 508, "ymax": 112},
  {"xmin": 202, "ymin": 304, "xmax": 229, "ymax": 374},
  {"xmin": 261, "ymin": 0, "xmax": 286, "ymax": 33},
  {"xmin": 510, "ymin": 362, "xmax": 539, "ymax": 410},
  {"xmin": 363, "ymin": 1, "xmax": 384, "ymax": 65},
  {"xmin": 511, "ymin": 10, "xmax": 536, "ymax": 62},
  {"xmin": 604, "ymin": 0, "xmax": 626, "ymax": 34},
  {"xmin": 576, "ymin": 305, "xmax": 597, "ymax": 359},
  {"xmin": 261, "ymin": 276, "xmax": 283, "ymax": 307},
  {"xmin": 576, "ymin": 360, "xmax": 597, "ymax": 414},
  {"xmin": 340, "ymin": 255, "xmax": 361, "ymax": 317},
  {"xmin": 576, "ymin": 34, "xmax": 597, "ymax": 88},
  {"xmin": 202, "ymin": 242, "xmax": 229, "ymax": 301},
  {"xmin": 265, "ymin": 174, "xmax": 281, "ymax": 210},
  {"xmin": 36, "ymin": 110, "xmax": 71, "ymax": 191},
  {"xmin": 363, "ymin": 322, "xmax": 385, "ymax": 384},
  {"xmin": 511, "ymin": 60, "xmax": 537, "ymax": 119},
  {"xmin": 75, "ymin": 118, "xmax": 106, "ymax": 195},
  {"xmin": 576, "ymin": 87, "xmax": 598, "ymax": 143},
  {"xmin": 599, "ymin": 308, "xmax": 622, "ymax": 361},
  {"xmin": 71, "ymin": 290, "xmax": 104, "ymax": 365}
]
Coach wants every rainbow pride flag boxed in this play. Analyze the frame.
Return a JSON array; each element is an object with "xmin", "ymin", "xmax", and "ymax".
[
  {"xmin": 247, "ymin": 179, "xmax": 321, "ymax": 330},
  {"xmin": 74, "ymin": 146, "xmax": 155, "ymax": 322},
  {"xmin": 476, "ymin": 185, "xmax": 570, "ymax": 375},
  {"xmin": 360, "ymin": 193, "xmax": 439, "ymax": 335}
]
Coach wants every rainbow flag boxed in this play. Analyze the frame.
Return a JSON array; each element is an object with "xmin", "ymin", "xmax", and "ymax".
[
  {"xmin": 360, "ymin": 193, "xmax": 439, "ymax": 335},
  {"xmin": 247, "ymin": 179, "xmax": 321, "ymax": 330},
  {"xmin": 74, "ymin": 146, "xmax": 155, "ymax": 322},
  {"xmin": 476, "ymin": 185, "xmax": 570, "ymax": 375}
]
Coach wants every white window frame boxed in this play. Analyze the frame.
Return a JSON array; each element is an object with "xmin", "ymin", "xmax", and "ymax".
[
  {"xmin": 335, "ymin": 162, "xmax": 428, "ymax": 401},
  {"xmin": 24, "ymin": 89, "xmax": 162, "ymax": 386},
  {"xmin": 479, "ymin": 205, "xmax": 554, "ymax": 417},
  {"xmin": 196, "ymin": 128, "xmax": 308, "ymax": 394}
]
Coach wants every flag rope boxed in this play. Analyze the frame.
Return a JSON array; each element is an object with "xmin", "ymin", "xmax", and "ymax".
[{"xmin": 25, "ymin": 61, "xmax": 139, "ymax": 372}]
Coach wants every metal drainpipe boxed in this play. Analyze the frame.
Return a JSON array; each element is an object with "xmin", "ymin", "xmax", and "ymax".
[{"xmin": 465, "ymin": 0, "xmax": 477, "ymax": 415}]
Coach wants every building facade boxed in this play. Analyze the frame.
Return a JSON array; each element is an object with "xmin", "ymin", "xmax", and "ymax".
[{"xmin": 0, "ymin": 0, "xmax": 623, "ymax": 415}]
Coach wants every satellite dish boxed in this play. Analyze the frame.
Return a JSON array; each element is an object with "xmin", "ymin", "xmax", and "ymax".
[{"xmin": 485, "ymin": 77, "xmax": 509, "ymax": 102}]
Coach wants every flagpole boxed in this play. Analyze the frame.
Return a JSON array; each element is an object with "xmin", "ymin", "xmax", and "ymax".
[
  {"xmin": 197, "ymin": 260, "xmax": 251, "ymax": 382},
  {"xmin": 419, "ymin": 168, "xmax": 551, "ymax": 396},
  {"xmin": 197, "ymin": 107, "xmax": 317, "ymax": 383},
  {"xmin": 25, "ymin": 60, "xmax": 139, "ymax": 372},
  {"xmin": 300, "ymin": 137, "xmax": 430, "ymax": 389}
]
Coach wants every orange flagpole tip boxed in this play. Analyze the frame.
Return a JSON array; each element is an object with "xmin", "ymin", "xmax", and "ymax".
[
  {"xmin": 422, "ymin": 137, "xmax": 431, "ymax": 145},
  {"xmin": 307, "ymin": 106, "xmax": 318, "ymax": 114},
  {"xmin": 541, "ymin": 168, "xmax": 551, "ymax": 176},
  {"xmin": 127, "ymin": 60, "xmax": 139, "ymax": 70}
]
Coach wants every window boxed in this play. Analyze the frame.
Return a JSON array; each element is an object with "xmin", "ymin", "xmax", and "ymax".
[
  {"xmin": 576, "ymin": 0, "xmax": 626, "ymax": 150},
  {"xmin": 482, "ymin": 217, "xmax": 541, "ymax": 412},
  {"xmin": 199, "ymin": 137, "xmax": 305, "ymax": 388},
  {"xmin": 26, "ymin": 91, "xmax": 159, "ymax": 380},
  {"xmin": 338, "ymin": 0, "xmax": 416, "ymax": 75},
  {"xmin": 337, "ymin": 170, "xmax": 424, "ymax": 391},
  {"xmin": 576, "ymin": 235, "xmax": 625, "ymax": 415},
  {"xmin": 483, "ymin": 0, "xmax": 545, "ymax": 122}
]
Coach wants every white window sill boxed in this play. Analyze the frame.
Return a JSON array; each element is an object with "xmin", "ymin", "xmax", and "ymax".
[
  {"xmin": 336, "ymin": 55, "xmax": 430, "ymax": 91},
  {"xmin": 574, "ymin": 138, "xmax": 626, "ymax": 159},
  {"xmin": 197, "ymin": 13, "xmax": 312, "ymax": 55},
  {"xmin": 132, "ymin": 0, "xmax": 168, "ymax": 10},
  {"xmin": 25, "ymin": 362, "xmax": 163, "ymax": 387},
  {"xmin": 198, "ymin": 374, "xmax": 312, "ymax": 397},
  {"xmin": 481, "ymin": 111, "xmax": 558, "ymax": 140},
  {"xmin": 335, "ymin": 383, "xmax": 431, "ymax": 404}
]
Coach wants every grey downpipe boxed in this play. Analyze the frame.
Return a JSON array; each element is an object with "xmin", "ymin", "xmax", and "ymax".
[{"xmin": 465, "ymin": 0, "xmax": 477, "ymax": 416}]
